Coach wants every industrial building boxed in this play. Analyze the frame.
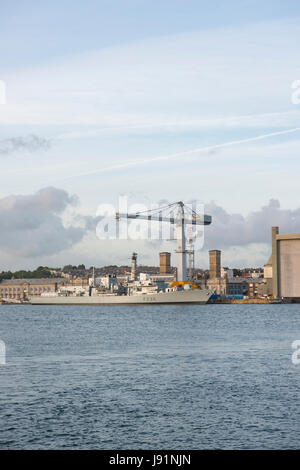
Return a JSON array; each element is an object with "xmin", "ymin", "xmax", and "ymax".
[
  {"xmin": 0, "ymin": 278, "xmax": 66, "ymax": 300},
  {"xmin": 269, "ymin": 226, "xmax": 300, "ymax": 299},
  {"xmin": 206, "ymin": 249, "xmax": 265, "ymax": 298}
]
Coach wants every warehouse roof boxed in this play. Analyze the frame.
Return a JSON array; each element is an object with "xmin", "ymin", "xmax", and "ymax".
[{"xmin": 0, "ymin": 278, "xmax": 65, "ymax": 285}]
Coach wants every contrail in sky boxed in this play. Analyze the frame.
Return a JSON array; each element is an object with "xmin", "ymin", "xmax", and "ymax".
[{"xmin": 60, "ymin": 126, "xmax": 300, "ymax": 181}]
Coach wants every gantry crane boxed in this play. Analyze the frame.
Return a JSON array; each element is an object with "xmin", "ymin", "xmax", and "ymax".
[{"xmin": 116, "ymin": 201, "xmax": 211, "ymax": 282}]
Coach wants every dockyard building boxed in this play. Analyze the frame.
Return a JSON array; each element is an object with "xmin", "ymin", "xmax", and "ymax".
[{"xmin": 0, "ymin": 278, "xmax": 66, "ymax": 300}]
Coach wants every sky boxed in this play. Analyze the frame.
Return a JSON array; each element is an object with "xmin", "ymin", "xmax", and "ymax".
[{"xmin": 1, "ymin": 0, "xmax": 300, "ymax": 270}]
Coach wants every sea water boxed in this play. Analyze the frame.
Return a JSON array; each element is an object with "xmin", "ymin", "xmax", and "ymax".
[{"xmin": 0, "ymin": 304, "xmax": 299, "ymax": 449}]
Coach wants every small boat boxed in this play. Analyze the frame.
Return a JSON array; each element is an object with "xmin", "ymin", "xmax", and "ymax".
[{"xmin": 269, "ymin": 298, "xmax": 283, "ymax": 304}]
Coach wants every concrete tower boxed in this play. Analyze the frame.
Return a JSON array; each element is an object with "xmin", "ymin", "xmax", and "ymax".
[
  {"xmin": 159, "ymin": 252, "xmax": 171, "ymax": 274},
  {"xmin": 271, "ymin": 226, "xmax": 279, "ymax": 298},
  {"xmin": 209, "ymin": 250, "xmax": 221, "ymax": 279}
]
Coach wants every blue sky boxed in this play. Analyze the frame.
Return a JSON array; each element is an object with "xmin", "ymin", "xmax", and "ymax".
[
  {"xmin": 2, "ymin": 0, "xmax": 300, "ymax": 68},
  {"xmin": 1, "ymin": 1, "xmax": 300, "ymax": 269}
]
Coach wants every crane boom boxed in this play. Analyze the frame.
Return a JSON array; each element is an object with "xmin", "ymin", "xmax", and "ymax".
[{"xmin": 116, "ymin": 212, "xmax": 211, "ymax": 225}]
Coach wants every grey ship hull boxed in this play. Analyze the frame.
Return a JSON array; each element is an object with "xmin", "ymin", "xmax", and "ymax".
[{"xmin": 30, "ymin": 289, "xmax": 213, "ymax": 305}]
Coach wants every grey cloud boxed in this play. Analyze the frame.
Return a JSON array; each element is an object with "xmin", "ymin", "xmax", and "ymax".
[
  {"xmin": 79, "ymin": 215, "xmax": 103, "ymax": 231},
  {"xmin": 204, "ymin": 199, "xmax": 300, "ymax": 249},
  {"xmin": 0, "ymin": 134, "xmax": 51, "ymax": 155},
  {"xmin": 78, "ymin": 198, "xmax": 300, "ymax": 252},
  {"xmin": 1, "ymin": 188, "xmax": 300, "ymax": 264},
  {"xmin": 0, "ymin": 187, "xmax": 84, "ymax": 257}
]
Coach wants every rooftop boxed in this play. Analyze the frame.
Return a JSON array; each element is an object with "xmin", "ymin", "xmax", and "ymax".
[{"xmin": 0, "ymin": 278, "xmax": 65, "ymax": 285}]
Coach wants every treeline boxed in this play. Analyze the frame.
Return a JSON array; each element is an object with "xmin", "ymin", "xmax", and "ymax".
[
  {"xmin": 63, "ymin": 264, "xmax": 86, "ymax": 271},
  {"xmin": 0, "ymin": 266, "xmax": 55, "ymax": 281}
]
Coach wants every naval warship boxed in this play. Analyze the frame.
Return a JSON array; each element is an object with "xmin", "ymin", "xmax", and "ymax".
[{"xmin": 30, "ymin": 280, "xmax": 213, "ymax": 305}]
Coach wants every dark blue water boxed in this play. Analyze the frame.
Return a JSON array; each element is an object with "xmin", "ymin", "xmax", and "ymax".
[{"xmin": 0, "ymin": 304, "xmax": 299, "ymax": 449}]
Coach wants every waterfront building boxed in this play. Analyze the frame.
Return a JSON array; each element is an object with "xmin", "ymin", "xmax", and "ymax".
[
  {"xmin": 221, "ymin": 267, "xmax": 233, "ymax": 278},
  {"xmin": 226, "ymin": 278, "xmax": 249, "ymax": 296},
  {"xmin": 270, "ymin": 226, "xmax": 300, "ymax": 299},
  {"xmin": 0, "ymin": 278, "xmax": 66, "ymax": 300},
  {"xmin": 263, "ymin": 255, "xmax": 273, "ymax": 295},
  {"xmin": 247, "ymin": 279, "xmax": 268, "ymax": 298}
]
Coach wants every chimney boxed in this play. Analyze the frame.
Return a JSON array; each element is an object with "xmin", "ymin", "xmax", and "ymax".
[
  {"xmin": 159, "ymin": 252, "xmax": 171, "ymax": 274},
  {"xmin": 209, "ymin": 250, "xmax": 221, "ymax": 279}
]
